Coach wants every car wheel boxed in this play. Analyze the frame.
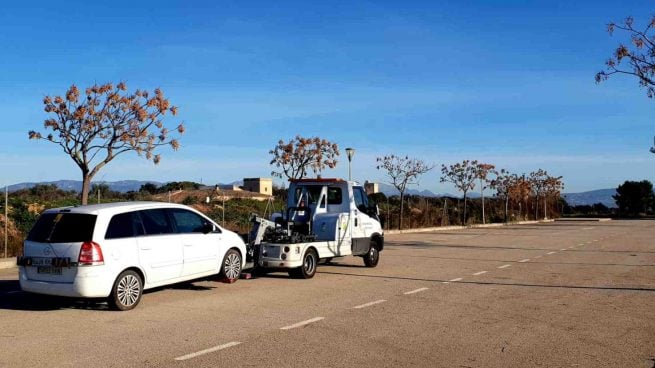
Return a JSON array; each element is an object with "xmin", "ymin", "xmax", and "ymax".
[
  {"xmin": 220, "ymin": 249, "xmax": 242, "ymax": 282},
  {"xmin": 109, "ymin": 270, "xmax": 143, "ymax": 311},
  {"xmin": 363, "ymin": 242, "xmax": 380, "ymax": 268},
  {"xmin": 290, "ymin": 249, "xmax": 317, "ymax": 279}
]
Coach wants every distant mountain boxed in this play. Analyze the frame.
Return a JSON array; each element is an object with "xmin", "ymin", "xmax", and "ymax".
[
  {"xmin": 8, "ymin": 180, "xmax": 163, "ymax": 193},
  {"xmin": 377, "ymin": 183, "xmax": 451, "ymax": 198},
  {"xmin": 562, "ymin": 189, "xmax": 617, "ymax": 208}
]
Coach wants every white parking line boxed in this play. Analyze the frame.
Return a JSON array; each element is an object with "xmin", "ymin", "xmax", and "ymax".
[
  {"xmin": 534, "ymin": 255, "xmax": 542, "ymax": 259},
  {"xmin": 174, "ymin": 342, "xmax": 241, "ymax": 361},
  {"xmin": 560, "ymin": 249, "xmax": 567, "ymax": 251},
  {"xmin": 280, "ymin": 317, "xmax": 325, "ymax": 330},
  {"xmin": 449, "ymin": 277, "xmax": 463, "ymax": 282},
  {"xmin": 547, "ymin": 251, "xmax": 557, "ymax": 255},
  {"xmin": 473, "ymin": 271, "xmax": 488, "ymax": 276},
  {"xmin": 404, "ymin": 287, "xmax": 429, "ymax": 295},
  {"xmin": 352, "ymin": 300, "xmax": 386, "ymax": 309},
  {"xmin": 498, "ymin": 264, "xmax": 511, "ymax": 269},
  {"xmin": 578, "ymin": 243, "xmax": 585, "ymax": 246},
  {"xmin": 518, "ymin": 259, "xmax": 530, "ymax": 263}
]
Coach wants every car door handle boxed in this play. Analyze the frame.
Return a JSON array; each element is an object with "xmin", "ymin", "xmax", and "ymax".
[
  {"xmin": 355, "ymin": 218, "xmax": 358, "ymax": 227},
  {"xmin": 184, "ymin": 244, "xmax": 193, "ymax": 247}
]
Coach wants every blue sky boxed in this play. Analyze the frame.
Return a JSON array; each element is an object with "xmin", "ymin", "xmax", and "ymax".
[{"xmin": 1, "ymin": 0, "xmax": 654, "ymax": 193}]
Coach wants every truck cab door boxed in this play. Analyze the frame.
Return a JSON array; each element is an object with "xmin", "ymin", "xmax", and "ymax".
[{"xmin": 351, "ymin": 186, "xmax": 372, "ymax": 255}]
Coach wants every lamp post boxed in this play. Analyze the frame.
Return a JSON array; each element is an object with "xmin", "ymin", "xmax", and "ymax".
[
  {"xmin": 346, "ymin": 147, "xmax": 355, "ymax": 181},
  {"xmin": 650, "ymin": 136, "xmax": 655, "ymax": 154}
]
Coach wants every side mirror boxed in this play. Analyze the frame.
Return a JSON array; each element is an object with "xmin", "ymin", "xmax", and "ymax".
[{"xmin": 202, "ymin": 223, "xmax": 214, "ymax": 234}]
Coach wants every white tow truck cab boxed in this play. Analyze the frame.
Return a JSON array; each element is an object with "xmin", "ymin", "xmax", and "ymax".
[{"xmin": 251, "ymin": 178, "xmax": 384, "ymax": 278}]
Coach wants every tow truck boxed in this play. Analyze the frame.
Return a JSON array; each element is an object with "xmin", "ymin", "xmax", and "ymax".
[{"xmin": 248, "ymin": 178, "xmax": 384, "ymax": 278}]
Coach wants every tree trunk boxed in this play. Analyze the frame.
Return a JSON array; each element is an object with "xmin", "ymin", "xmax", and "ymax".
[
  {"xmin": 504, "ymin": 196, "xmax": 509, "ymax": 223},
  {"xmin": 463, "ymin": 191, "xmax": 468, "ymax": 225},
  {"xmin": 81, "ymin": 170, "xmax": 92, "ymax": 205},
  {"xmin": 399, "ymin": 192, "xmax": 405, "ymax": 230},
  {"xmin": 544, "ymin": 197, "xmax": 548, "ymax": 219},
  {"xmin": 480, "ymin": 179, "xmax": 485, "ymax": 224}
]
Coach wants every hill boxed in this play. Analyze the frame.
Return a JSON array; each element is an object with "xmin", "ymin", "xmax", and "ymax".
[
  {"xmin": 561, "ymin": 189, "xmax": 617, "ymax": 208},
  {"xmin": 8, "ymin": 180, "xmax": 163, "ymax": 193}
]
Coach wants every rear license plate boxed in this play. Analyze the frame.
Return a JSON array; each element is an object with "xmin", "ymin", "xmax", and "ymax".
[
  {"xmin": 37, "ymin": 267, "xmax": 62, "ymax": 275},
  {"xmin": 31, "ymin": 257, "xmax": 53, "ymax": 266}
]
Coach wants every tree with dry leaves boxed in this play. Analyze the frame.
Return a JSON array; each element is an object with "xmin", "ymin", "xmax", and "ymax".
[
  {"xmin": 376, "ymin": 155, "xmax": 433, "ymax": 229},
  {"xmin": 529, "ymin": 169, "xmax": 549, "ymax": 220},
  {"xmin": 543, "ymin": 175, "xmax": 564, "ymax": 219},
  {"xmin": 596, "ymin": 16, "xmax": 655, "ymax": 152},
  {"xmin": 441, "ymin": 160, "xmax": 478, "ymax": 225},
  {"xmin": 29, "ymin": 82, "xmax": 184, "ymax": 205},
  {"xmin": 508, "ymin": 174, "xmax": 532, "ymax": 221},
  {"xmin": 269, "ymin": 136, "xmax": 340, "ymax": 180}
]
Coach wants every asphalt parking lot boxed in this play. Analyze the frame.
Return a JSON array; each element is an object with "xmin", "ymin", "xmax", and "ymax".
[{"xmin": 0, "ymin": 220, "xmax": 653, "ymax": 368}]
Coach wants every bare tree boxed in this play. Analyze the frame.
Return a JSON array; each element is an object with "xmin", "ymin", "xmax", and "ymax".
[
  {"xmin": 475, "ymin": 162, "xmax": 497, "ymax": 224},
  {"xmin": 376, "ymin": 155, "xmax": 433, "ymax": 230},
  {"xmin": 440, "ymin": 160, "xmax": 478, "ymax": 225},
  {"xmin": 596, "ymin": 16, "xmax": 655, "ymax": 152},
  {"xmin": 269, "ymin": 136, "xmax": 339, "ymax": 180},
  {"xmin": 492, "ymin": 169, "xmax": 515, "ymax": 223},
  {"xmin": 29, "ymin": 82, "xmax": 184, "ymax": 205}
]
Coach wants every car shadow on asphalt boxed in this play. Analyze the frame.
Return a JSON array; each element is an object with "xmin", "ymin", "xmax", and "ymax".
[
  {"xmin": 317, "ymin": 270, "xmax": 655, "ymax": 293},
  {"xmin": 0, "ymin": 279, "xmax": 218, "ymax": 312}
]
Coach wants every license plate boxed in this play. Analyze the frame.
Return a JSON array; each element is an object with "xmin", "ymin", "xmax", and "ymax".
[
  {"xmin": 31, "ymin": 257, "xmax": 53, "ymax": 266},
  {"xmin": 37, "ymin": 267, "xmax": 62, "ymax": 275}
]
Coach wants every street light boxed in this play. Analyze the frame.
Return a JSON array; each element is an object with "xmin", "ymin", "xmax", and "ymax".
[
  {"xmin": 650, "ymin": 136, "xmax": 655, "ymax": 154},
  {"xmin": 345, "ymin": 147, "xmax": 355, "ymax": 181}
]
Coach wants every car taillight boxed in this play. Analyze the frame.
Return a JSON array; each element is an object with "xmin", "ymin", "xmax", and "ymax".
[{"xmin": 79, "ymin": 241, "xmax": 104, "ymax": 266}]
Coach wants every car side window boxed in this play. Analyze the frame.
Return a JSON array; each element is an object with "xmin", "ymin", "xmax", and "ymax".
[
  {"xmin": 105, "ymin": 212, "xmax": 144, "ymax": 239},
  {"xmin": 169, "ymin": 209, "xmax": 209, "ymax": 234},
  {"xmin": 139, "ymin": 209, "xmax": 175, "ymax": 235}
]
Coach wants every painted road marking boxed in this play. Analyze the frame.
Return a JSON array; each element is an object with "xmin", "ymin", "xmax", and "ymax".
[
  {"xmin": 534, "ymin": 255, "xmax": 542, "ymax": 259},
  {"xmin": 498, "ymin": 264, "xmax": 511, "ymax": 269},
  {"xmin": 353, "ymin": 300, "xmax": 387, "ymax": 309},
  {"xmin": 175, "ymin": 342, "xmax": 242, "ymax": 361},
  {"xmin": 280, "ymin": 317, "xmax": 325, "ymax": 330},
  {"xmin": 404, "ymin": 288, "xmax": 429, "ymax": 295},
  {"xmin": 449, "ymin": 277, "xmax": 463, "ymax": 282},
  {"xmin": 547, "ymin": 251, "xmax": 557, "ymax": 255},
  {"xmin": 560, "ymin": 249, "xmax": 567, "ymax": 251},
  {"xmin": 578, "ymin": 243, "xmax": 585, "ymax": 246},
  {"xmin": 473, "ymin": 271, "xmax": 488, "ymax": 276},
  {"xmin": 582, "ymin": 227, "xmax": 594, "ymax": 230},
  {"xmin": 518, "ymin": 259, "xmax": 530, "ymax": 263},
  {"xmin": 442, "ymin": 281, "xmax": 450, "ymax": 284}
]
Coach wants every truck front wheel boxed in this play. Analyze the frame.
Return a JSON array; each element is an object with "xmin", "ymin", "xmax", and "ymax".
[
  {"xmin": 363, "ymin": 241, "xmax": 380, "ymax": 268},
  {"xmin": 290, "ymin": 249, "xmax": 318, "ymax": 279}
]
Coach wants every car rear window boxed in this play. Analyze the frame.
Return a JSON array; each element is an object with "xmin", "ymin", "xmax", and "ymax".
[{"xmin": 27, "ymin": 213, "xmax": 97, "ymax": 243}]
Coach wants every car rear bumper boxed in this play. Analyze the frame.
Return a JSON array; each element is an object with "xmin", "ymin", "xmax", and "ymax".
[{"xmin": 19, "ymin": 266, "xmax": 112, "ymax": 298}]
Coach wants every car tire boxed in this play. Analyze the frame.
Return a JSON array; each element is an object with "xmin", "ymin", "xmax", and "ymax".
[
  {"xmin": 109, "ymin": 270, "xmax": 143, "ymax": 311},
  {"xmin": 290, "ymin": 249, "xmax": 318, "ymax": 279},
  {"xmin": 219, "ymin": 249, "xmax": 242, "ymax": 282},
  {"xmin": 363, "ymin": 242, "xmax": 380, "ymax": 268}
]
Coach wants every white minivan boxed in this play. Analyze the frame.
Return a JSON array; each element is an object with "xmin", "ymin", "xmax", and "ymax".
[{"xmin": 18, "ymin": 201, "xmax": 246, "ymax": 310}]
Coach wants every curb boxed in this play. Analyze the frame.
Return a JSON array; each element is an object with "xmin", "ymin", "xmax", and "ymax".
[
  {"xmin": 384, "ymin": 220, "xmax": 554, "ymax": 235},
  {"xmin": 0, "ymin": 258, "xmax": 16, "ymax": 270}
]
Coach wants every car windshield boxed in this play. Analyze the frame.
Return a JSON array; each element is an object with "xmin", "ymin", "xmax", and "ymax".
[{"xmin": 27, "ymin": 212, "xmax": 97, "ymax": 243}]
